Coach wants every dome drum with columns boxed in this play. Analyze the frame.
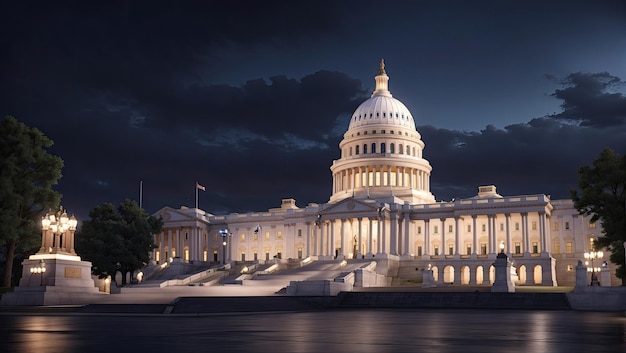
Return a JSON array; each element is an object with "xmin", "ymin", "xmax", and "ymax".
[{"xmin": 149, "ymin": 61, "xmax": 620, "ymax": 289}]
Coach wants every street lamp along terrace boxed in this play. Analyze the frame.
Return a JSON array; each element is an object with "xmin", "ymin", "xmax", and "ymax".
[
  {"xmin": 219, "ymin": 229, "xmax": 229, "ymax": 265},
  {"xmin": 584, "ymin": 250, "xmax": 604, "ymax": 286}
]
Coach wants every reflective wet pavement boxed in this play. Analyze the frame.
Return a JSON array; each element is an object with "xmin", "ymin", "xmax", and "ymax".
[{"xmin": 1, "ymin": 309, "xmax": 625, "ymax": 353}]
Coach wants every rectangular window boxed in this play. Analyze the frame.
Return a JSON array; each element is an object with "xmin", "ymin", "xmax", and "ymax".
[
  {"xmin": 213, "ymin": 234, "xmax": 218, "ymax": 241},
  {"xmin": 448, "ymin": 225, "xmax": 453, "ymax": 233},
  {"xmin": 297, "ymin": 229, "xmax": 302, "ymax": 237},
  {"xmin": 448, "ymin": 245, "xmax": 454, "ymax": 255},
  {"xmin": 466, "ymin": 245, "xmax": 471, "ymax": 255},
  {"xmin": 277, "ymin": 231, "xmax": 282, "ymax": 240},
  {"xmin": 515, "ymin": 223, "xmax": 520, "ymax": 231},
  {"xmin": 500, "ymin": 223, "xmax": 504, "ymax": 232},
  {"xmin": 553, "ymin": 241, "xmax": 560, "ymax": 254},
  {"xmin": 253, "ymin": 232, "xmax": 258, "ymax": 241},
  {"xmin": 589, "ymin": 222, "xmax": 596, "ymax": 229},
  {"xmin": 532, "ymin": 221, "xmax": 537, "ymax": 231},
  {"xmin": 532, "ymin": 242, "xmax": 538, "ymax": 253},
  {"xmin": 467, "ymin": 225, "xmax": 471, "ymax": 232},
  {"xmin": 480, "ymin": 243, "xmax": 487, "ymax": 255},
  {"xmin": 417, "ymin": 246, "xmax": 422, "ymax": 256},
  {"xmin": 481, "ymin": 224, "xmax": 486, "ymax": 232},
  {"xmin": 553, "ymin": 222, "xmax": 559, "ymax": 231},
  {"xmin": 589, "ymin": 238, "xmax": 595, "ymax": 250},
  {"xmin": 417, "ymin": 226, "xmax": 422, "ymax": 234},
  {"xmin": 240, "ymin": 233, "xmax": 245, "ymax": 241},
  {"xmin": 515, "ymin": 242, "xmax": 521, "ymax": 254},
  {"xmin": 265, "ymin": 231, "xmax": 270, "ymax": 241},
  {"xmin": 565, "ymin": 222, "xmax": 570, "ymax": 230},
  {"xmin": 565, "ymin": 242, "xmax": 573, "ymax": 254},
  {"xmin": 434, "ymin": 246, "xmax": 439, "ymax": 256},
  {"xmin": 434, "ymin": 226, "xmax": 438, "ymax": 234}
]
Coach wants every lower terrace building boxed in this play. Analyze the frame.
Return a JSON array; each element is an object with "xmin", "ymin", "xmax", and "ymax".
[{"xmin": 152, "ymin": 61, "xmax": 619, "ymax": 287}]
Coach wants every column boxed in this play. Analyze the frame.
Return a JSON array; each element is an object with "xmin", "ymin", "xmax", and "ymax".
[
  {"xmin": 381, "ymin": 216, "xmax": 387, "ymax": 254},
  {"xmin": 357, "ymin": 218, "xmax": 363, "ymax": 258},
  {"xmin": 368, "ymin": 217, "xmax": 374, "ymax": 256},
  {"xmin": 539, "ymin": 211, "xmax": 548, "ymax": 254},
  {"xmin": 330, "ymin": 220, "xmax": 336, "ymax": 258},
  {"xmin": 505, "ymin": 213, "xmax": 512, "ymax": 254},
  {"xmin": 377, "ymin": 216, "xmax": 382, "ymax": 254},
  {"xmin": 320, "ymin": 221, "xmax": 325, "ymax": 256},
  {"xmin": 488, "ymin": 215, "xmax": 494, "ymax": 255},
  {"xmin": 340, "ymin": 219, "xmax": 345, "ymax": 257},
  {"xmin": 390, "ymin": 213, "xmax": 397, "ymax": 255},
  {"xmin": 306, "ymin": 222, "xmax": 311, "ymax": 257},
  {"xmin": 404, "ymin": 212, "xmax": 411, "ymax": 256},
  {"xmin": 387, "ymin": 166, "xmax": 391, "ymax": 186},
  {"xmin": 472, "ymin": 215, "xmax": 478, "ymax": 258},
  {"xmin": 440, "ymin": 218, "xmax": 446, "ymax": 258},
  {"xmin": 522, "ymin": 212, "xmax": 530, "ymax": 255},
  {"xmin": 454, "ymin": 217, "xmax": 460, "ymax": 257},
  {"xmin": 167, "ymin": 229, "xmax": 173, "ymax": 259},
  {"xmin": 159, "ymin": 231, "xmax": 165, "ymax": 264},
  {"xmin": 424, "ymin": 219, "xmax": 430, "ymax": 257}
]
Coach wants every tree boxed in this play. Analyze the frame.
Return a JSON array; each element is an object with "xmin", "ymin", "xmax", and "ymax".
[
  {"xmin": 570, "ymin": 147, "xmax": 626, "ymax": 285},
  {"xmin": 75, "ymin": 199, "xmax": 162, "ymax": 285},
  {"xmin": 0, "ymin": 116, "xmax": 63, "ymax": 287}
]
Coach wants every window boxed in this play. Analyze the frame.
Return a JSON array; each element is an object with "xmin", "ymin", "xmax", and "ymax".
[
  {"xmin": 253, "ymin": 232, "xmax": 258, "ymax": 241},
  {"xmin": 213, "ymin": 234, "xmax": 218, "ymax": 241},
  {"xmin": 565, "ymin": 242, "xmax": 573, "ymax": 254},
  {"xmin": 481, "ymin": 224, "xmax": 486, "ymax": 232},
  {"xmin": 265, "ymin": 231, "xmax": 270, "ymax": 241},
  {"xmin": 467, "ymin": 225, "xmax": 471, "ymax": 232},
  {"xmin": 515, "ymin": 242, "xmax": 521, "ymax": 254},
  {"xmin": 406, "ymin": 145, "xmax": 410, "ymax": 155},
  {"xmin": 434, "ymin": 246, "xmax": 439, "ymax": 256},
  {"xmin": 589, "ymin": 222, "xmax": 596, "ymax": 228},
  {"xmin": 466, "ymin": 245, "xmax": 472, "ymax": 255},
  {"xmin": 553, "ymin": 222, "xmax": 559, "ymax": 231},
  {"xmin": 480, "ymin": 244, "xmax": 487, "ymax": 255},
  {"xmin": 381, "ymin": 143, "xmax": 386, "ymax": 153},
  {"xmin": 532, "ymin": 242, "xmax": 538, "ymax": 253},
  {"xmin": 417, "ymin": 226, "xmax": 422, "ymax": 234},
  {"xmin": 567, "ymin": 264, "xmax": 574, "ymax": 271},
  {"xmin": 515, "ymin": 223, "xmax": 520, "ymax": 231},
  {"xmin": 417, "ymin": 246, "xmax": 422, "ymax": 256},
  {"xmin": 390, "ymin": 143, "xmax": 395, "ymax": 153},
  {"xmin": 553, "ymin": 241, "xmax": 560, "ymax": 254},
  {"xmin": 240, "ymin": 233, "xmax": 245, "ymax": 241},
  {"xmin": 399, "ymin": 144, "xmax": 403, "ymax": 154},
  {"xmin": 448, "ymin": 225, "xmax": 453, "ymax": 233},
  {"xmin": 434, "ymin": 226, "xmax": 438, "ymax": 234},
  {"xmin": 277, "ymin": 231, "xmax": 282, "ymax": 240},
  {"xmin": 363, "ymin": 144, "xmax": 367, "ymax": 154},
  {"xmin": 532, "ymin": 221, "xmax": 537, "ymax": 231},
  {"xmin": 371, "ymin": 143, "xmax": 376, "ymax": 153},
  {"xmin": 448, "ymin": 245, "xmax": 454, "ymax": 255},
  {"xmin": 565, "ymin": 222, "xmax": 570, "ymax": 230},
  {"xmin": 500, "ymin": 223, "xmax": 504, "ymax": 231},
  {"xmin": 297, "ymin": 229, "xmax": 302, "ymax": 237},
  {"xmin": 355, "ymin": 145, "xmax": 359, "ymax": 155},
  {"xmin": 589, "ymin": 237, "xmax": 595, "ymax": 250}
]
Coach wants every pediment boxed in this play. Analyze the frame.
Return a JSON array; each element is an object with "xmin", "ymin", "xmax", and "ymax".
[
  {"xmin": 153, "ymin": 206, "xmax": 200, "ymax": 223},
  {"xmin": 319, "ymin": 198, "xmax": 381, "ymax": 216}
]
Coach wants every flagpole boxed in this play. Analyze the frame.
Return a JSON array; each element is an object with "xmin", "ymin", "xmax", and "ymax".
[
  {"xmin": 139, "ymin": 180, "xmax": 143, "ymax": 209},
  {"xmin": 195, "ymin": 182, "xmax": 199, "ymax": 209}
]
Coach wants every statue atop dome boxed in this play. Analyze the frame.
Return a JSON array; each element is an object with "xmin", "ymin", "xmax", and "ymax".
[{"xmin": 378, "ymin": 58, "xmax": 386, "ymax": 75}]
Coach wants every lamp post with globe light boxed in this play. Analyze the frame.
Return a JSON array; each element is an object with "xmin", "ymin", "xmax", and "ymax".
[
  {"xmin": 29, "ymin": 259, "xmax": 46, "ymax": 286},
  {"xmin": 584, "ymin": 250, "xmax": 604, "ymax": 286},
  {"xmin": 219, "ymin": 229, "xmax": 229, "ymax": 264}
]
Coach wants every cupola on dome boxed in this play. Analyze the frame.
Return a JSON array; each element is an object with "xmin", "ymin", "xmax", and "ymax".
[{"xmin": 348, "ymin": 59, "xmax": 416, "ymax": 130}]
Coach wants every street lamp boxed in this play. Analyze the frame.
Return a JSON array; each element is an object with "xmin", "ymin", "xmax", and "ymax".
[
  {"xmin": 219, "ymin": 229, "xmax": 229, "ymax": 264},
  {"xmin": 29, "ymin": 259, "xmax": 46, "ymax": 286},
  {"xmin": 584, "ymin": 250, "xmax": 604, "ymax": 286}
]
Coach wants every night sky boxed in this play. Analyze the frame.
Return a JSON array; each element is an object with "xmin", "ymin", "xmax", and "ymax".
[{"xmin": 2, "ymin": 1, "xmax": 626, "ymax": 221}]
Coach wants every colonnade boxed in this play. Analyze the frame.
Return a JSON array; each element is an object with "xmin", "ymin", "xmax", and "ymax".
[{"xmin": 332, "ymin": 165, "xmax": 430, "ymax": 194}]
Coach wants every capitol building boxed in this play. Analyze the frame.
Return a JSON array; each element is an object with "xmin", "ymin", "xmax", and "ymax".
[{"xmin": 152, "ymin": 61, "xmax": 619, "ymax": 287}]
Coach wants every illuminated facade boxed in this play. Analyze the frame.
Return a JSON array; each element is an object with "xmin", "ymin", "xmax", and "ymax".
[{"xmin": 152, "ymin": 61, "xmax": 618, "ymax": 286}]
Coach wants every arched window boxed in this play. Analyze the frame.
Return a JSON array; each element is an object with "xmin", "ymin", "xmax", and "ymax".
[
  {"xmin": 371, "ymin": 143, "xmax": 376, "ymax": 153},
  {"xmin": 363, "ymin": 144, "xmax": 367, "ymax": 154},
  {"xmin": 355, "ymin": 145, "xmax": 359, "ymax": 155},
  {"xmin": 406, "ymin": 145, "xmax": 410, "ymax": 155},
  {"xmin": 381, "ymin": 143, "xmax": 386, "ymax": 153},
  {"xmin": 399, "ymin": 144, "xmax": 403, "ymax": 154},
  {"xmin": 390, "ymin": 143, "xmax": 395, "ymax": 153}
]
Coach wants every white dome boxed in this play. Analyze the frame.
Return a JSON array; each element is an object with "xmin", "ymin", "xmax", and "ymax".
[{"xmin": 348, "ymin": 59, "xmax": 416, "ymax": 130}]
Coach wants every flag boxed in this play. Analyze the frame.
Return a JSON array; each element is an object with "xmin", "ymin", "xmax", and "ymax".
[
  {"xmin": 196, "ymin": 182, "xmax": 206, "ymax": 191},
  {"xmin": 254, "ymin": 224, "xmax": 260, "ymax": 234}
]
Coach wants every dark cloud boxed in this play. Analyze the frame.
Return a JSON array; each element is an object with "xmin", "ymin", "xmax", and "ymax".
[{"xmin": 547, "ymin": 72, "xmax": 626, "ymax": 128}]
